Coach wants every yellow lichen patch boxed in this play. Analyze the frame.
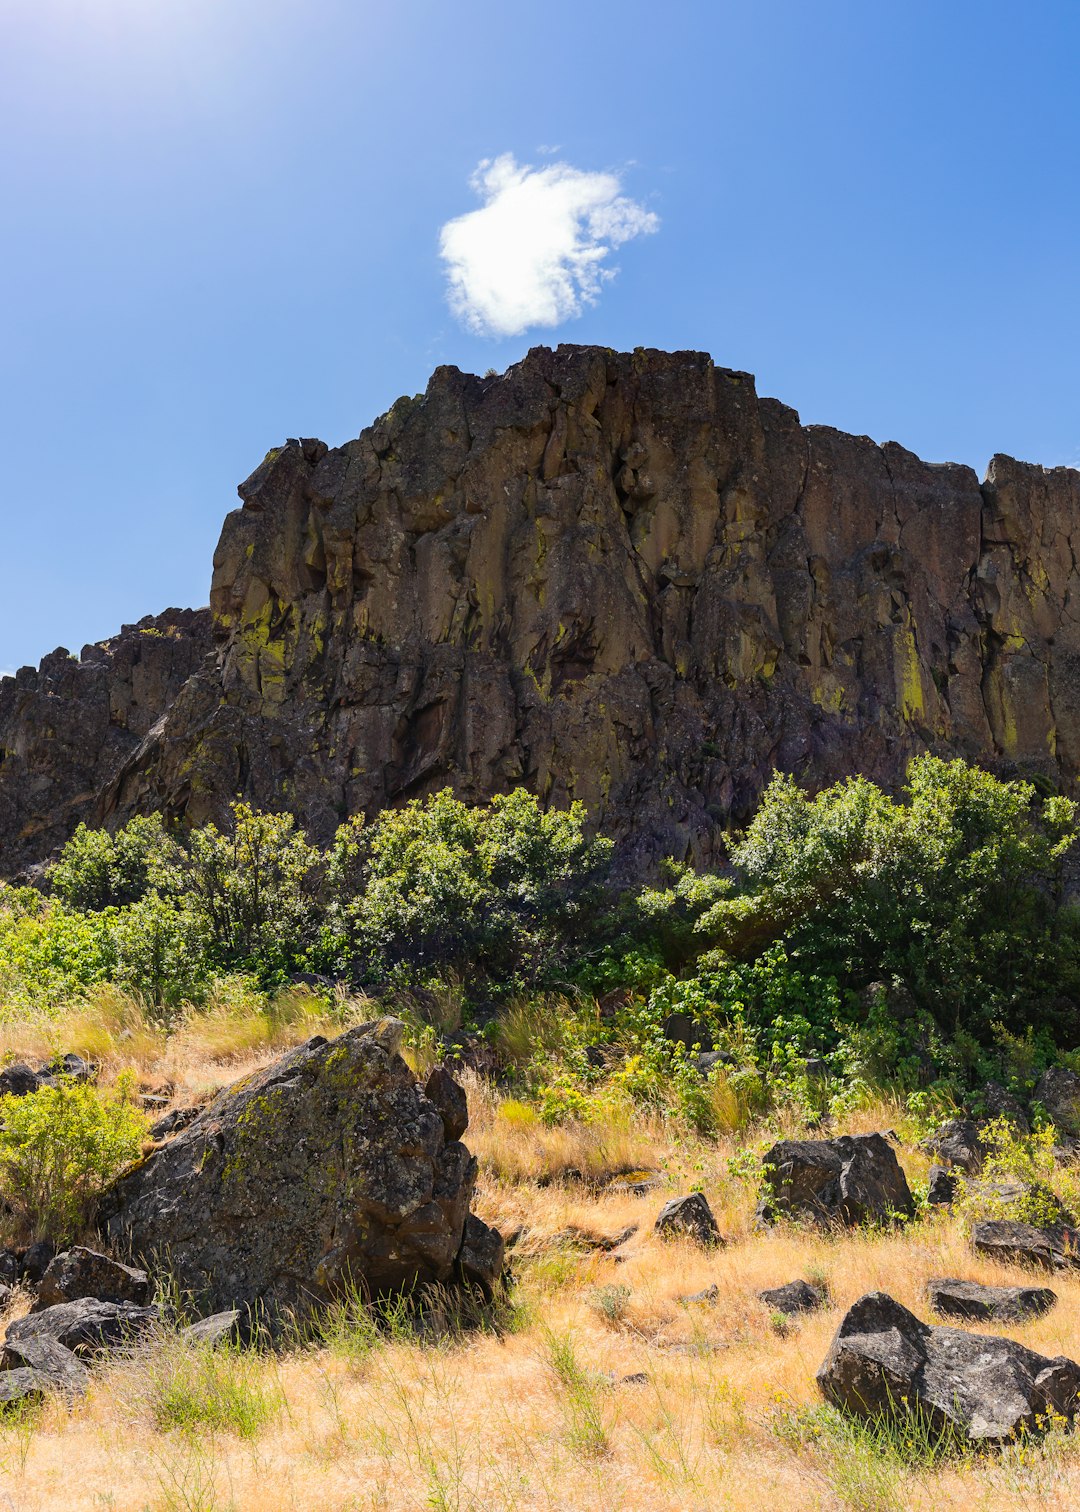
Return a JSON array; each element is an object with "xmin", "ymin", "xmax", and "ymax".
[{"xmin": 894, "ymin": 622, "xmax": 924, "ymax": 722}]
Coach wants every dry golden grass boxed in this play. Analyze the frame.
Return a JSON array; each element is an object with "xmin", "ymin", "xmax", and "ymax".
[{"xmin": 1, "ymin": 1023, "xmax": 1079, "ymax": 1509}]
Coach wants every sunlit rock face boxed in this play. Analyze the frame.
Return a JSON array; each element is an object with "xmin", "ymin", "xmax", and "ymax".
[{"xmin": 4, "ymin": 345, "xmax": 1080, "ymax": 876}]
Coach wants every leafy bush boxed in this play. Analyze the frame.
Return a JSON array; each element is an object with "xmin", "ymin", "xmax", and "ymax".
[
  {"xmin": 329, "ymin": 788, "xmax": 612, "ymax": 985},
  {"xmin": 49, "ymin": 815, "xmax": 182, "ymax": 911},
  {"xmin": 0, "ymin": 1072, "xmax": 147, "ymax": 1240}
]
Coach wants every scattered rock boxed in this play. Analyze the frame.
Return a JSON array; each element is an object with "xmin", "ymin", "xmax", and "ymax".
[
  {"xmin": 926, "ymin": 1278, "xmax": 1057, "ymax": 1323},
  {"xmin": 758, "ymin": 1280, "xmax": 826, "ymax": 1316},
  {"xmin": 39, "ymin": 1053, "xmax": 92, "ymax": 1083},
  {"xmin": 21, "ymin": 1240, "xmax": 56, "ymax": 1285},
  {"xmin": 0, "ymin": 1284, "xmax": 11, "ymax": 1311},
  {"xmin": 927, "ymin": 1165, "xmax": 957, "ymax": 1206},
  {"xmin": 655, "ymin": 1194, "xmax": 723, "ymax": 1247},
  {"xmin": 817, "ymin": 1291, "xmax": 1080, "ymax": 1442},
  {"xmin": 923, "ymin": 1118, "xmax": 985, "ymax": 1175},
  {"xmin": 1036, "ymin": 1067, "xmax": 1080, "ymax": 1133},
  {"xmin": 606, "ymin": 1170, "xmax": 663, "ymax": 1197},
  {"xmin": 180, "ymin": 1310, "xmax": 246, "ymax": 1348},
  {"xmin": 971, "ymin": 1219, "xmax": 1080, "ymax": 1270},
  {"xmin": 557, "ymin": 1224, "xmax": 637, "ymax": 1253},
  {"xmin": 34, "ymin": 1247, "xmax": 150, "ymax": 1311},
  {"xmin": 965, "ymin": 1178, "xmax": 1073, "ymax": 1225},
  {"xmin": 102, "ymin": 1021, "xmax": 501, "ymax": 1316},
  {"xmin": 661, "ymin": 1013, "xmax": 713, "ymax": 1053},
  {"xmin": 424, "ymin": 1065, "xmax": 469, "ymax": 1142},
  {"xmin": 0, "ymin": 1064, "xmax": 41, "ymax": 1098},
  {"xmin": 756, "ymin": 1134, "xmax": 913, "ymax": 1227},
  {"xmin": 0, "ymin": 1251, "xmax": 19, "ymax": 1287},
  {"xmin": 620, "ymin": 1371, "xmax": 650, "ymax": 1386},
  {"xmin": 980, "ymin": 1081, "xmax": 1030, "ymax": 1133},
  {"xmin": 693, "ymin": 1050, "xmax": 735, "ymax": 1076},
  {"xmin": 4, "ymin": 1299, "xmax": 159, "ymax": 1358},
  {"xmin": 680, "ymin": 1285, "xmax": 719, "ymax": 1306}
]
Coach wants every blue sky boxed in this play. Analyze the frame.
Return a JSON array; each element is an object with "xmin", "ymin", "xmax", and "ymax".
[{"xmin": 2, "ymin": 0, "xmax": 1079, "ymax": 672}]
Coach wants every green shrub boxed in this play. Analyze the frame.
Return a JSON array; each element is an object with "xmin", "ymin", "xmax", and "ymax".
[
  {"xmin": 0, "ymin": 1072, "xmax": 147, "ymax": 1240},
  {"xmin": 49, "ymin": 815, "xmax": 182, "ymax": 911}
]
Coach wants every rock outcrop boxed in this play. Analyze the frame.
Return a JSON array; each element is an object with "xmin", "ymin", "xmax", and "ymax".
[
  {"xmin": 818, "ymin": 1291, "xmax": 1080, "ymax": 1442},
  {"xmin": 4, "ymin": 346, "xmax": 1080, "ymax": 876},
  {"xmin": 101, "ymin": 1020, "xmax": 503, "ymax": 1316}
]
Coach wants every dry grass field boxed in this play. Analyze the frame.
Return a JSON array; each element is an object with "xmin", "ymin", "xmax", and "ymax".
[{"xmin": 1, "ymin": 1005, "xmax": 1079, "ymax": 1511}]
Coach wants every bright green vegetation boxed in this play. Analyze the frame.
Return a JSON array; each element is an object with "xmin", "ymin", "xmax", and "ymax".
[
  {"xmin": 2, "ymin": 756, "xmax": 1080, "ymax": 1131},
  {"xmin": 0, "ymin": 1071, "xmax": 147, "ymax": 1239}
]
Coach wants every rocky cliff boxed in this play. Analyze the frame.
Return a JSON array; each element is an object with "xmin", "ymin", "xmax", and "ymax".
[{"xmin": 3, "ymin": 345, "xmax": 1080, "ymax": 877}]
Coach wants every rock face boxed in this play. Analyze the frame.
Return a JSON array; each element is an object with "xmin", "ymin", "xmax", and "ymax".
[
  {"xmin": 0, "ymin": 609, "xmax": 212, "ymax": 877},
  {"xmin": 817, "ymin": 1291, "xmax": 1080, "ymax": 1441},
  {"xmin": 4, "ymin": 346, "xmax": 1080, "ymax": 877},
  {"xmin": 101, "ymin": 1019, "xmax": 502, "ymax": 1315},
  {"xmin": 756, "ymin": 1133, "xmax": 913, "ymax": 1227}
]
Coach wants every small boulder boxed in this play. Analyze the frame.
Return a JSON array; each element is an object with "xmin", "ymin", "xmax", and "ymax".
[
  {"xmin": 927, "ymin": 1165, "xmax": 957, "ymax": 1207},
  {"xmin": 5, "ymin": 1299, "xmax": 159, "ymax": 1358},
  {"xmin": 926, "ymin": 1278, "xmax": 1057, "ymax": 1324},
  {"xmin": 0, "ymin": 1064, "xmax": 41, "ymax": 1098},
  {"xmin": 655, "ymin": 1193, "xmax": 723, "ymax": 1246},
  {"xmin": 180, "ymin": 1310, "xmax": 245, "ymax": 1348},
  {"xmin": 456, "ymin": 1214, "xmax": 505, "ymax": 1297},
  {"xmin": 756, "ymin": 1134, "xmax": 913, "ymax": 1227},
  {"xmin": 971, "ymin": 1218, "xmax": 1080, "ymax": 1271},
  {"xmin": 0, "ymin": 1367, "xmax": 51, "ymax": 1410},
  {"xmin": 680, "ymin": 1284, "xmax": 719, "ymax": 1305},
  {"xmin": 1036, "ymin": 1067, "xmax": 1080, "ymax": 1134},
  {"xmin": 39, "ymin": 1053, "xmax": 92, "ymax": 1083},
  {"xmin": 424, "ymin": 1065, "xmax": 468, "ymax": 1142},
  {"xmin": 693, "ymin": 1050, "xmax": 734, "ymax": 1076},
  {"xmin": 34, "ymin": 1247, "xmax": 150, "ymax": 1311},
  {"xmin": 149, "ymin": 1105, "xmax": 201, "ymax": 1141},
  {"xmin": 21, "ymin": 1240, "xmax": 56, "ymax": 1285},
  {"xmin": 923, "ymin": 1118, "xmax": 985, "ymax": 1175},
  {"xmin": 1, "ymin": 1332, "xmax": 88, "ymax": 1396},
  {"xmin": 661, "ymin": 1013, "xmax": 713, "ymax": 1053},
  {"xmin": 759, "ymin": 1280, "xmax": 826, "ymax": 1316},
  {"xmin": 817, "ymin": 1291, "xmax": 1080, "ymax": 1442},
  {"xmin": 981, "ymin": 1081, "xmax": 1030, "ymax": 1133},
  {"xmin": 0, "ymin": 1251, "xmax": 20, "ymax": 1287}
]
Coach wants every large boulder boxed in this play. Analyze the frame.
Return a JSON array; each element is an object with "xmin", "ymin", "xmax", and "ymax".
[
  {"xmin": 756, "ymin": 1134, "xmax": 913, "ymax": 1227},
  {"xmin": 4, "ymin": 1300, "xmax": 159, "ymax": 1358},
  {"xmin": 101, "ymin": 1020, "xmax": 501, "ymax": 1317},
  {"xmin": 654, "ymin": 1193, "xmax": 723, "ymax": 1246},
  {"xmin": 817, "ymin": 1291, "xmax": 1080, "ymax": 1442}
]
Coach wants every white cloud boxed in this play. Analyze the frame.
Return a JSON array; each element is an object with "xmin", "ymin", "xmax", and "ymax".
[{"xmin": 439, "ymin": 154, "xmax": 659, "ymax": 339}]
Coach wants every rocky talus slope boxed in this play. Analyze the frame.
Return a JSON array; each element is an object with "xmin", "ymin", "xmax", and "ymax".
[{"xmin": 4, "ymin": 345, "xmax": 1080, "ymax": 875}]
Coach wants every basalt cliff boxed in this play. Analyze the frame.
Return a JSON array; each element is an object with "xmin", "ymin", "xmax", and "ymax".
[{"xmin": 3, "ymin": 345, "xmax": 1080, "ymax": 877}]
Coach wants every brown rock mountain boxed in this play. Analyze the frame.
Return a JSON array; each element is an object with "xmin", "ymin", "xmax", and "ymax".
[{"xmin": 3, "ymin": 345, "xmax": 1079, "ymax": 878}]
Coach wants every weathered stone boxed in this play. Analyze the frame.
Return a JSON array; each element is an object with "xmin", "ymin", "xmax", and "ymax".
[
  {"xmin": 662, "ymin": 1014, "xmax": 713, "ymax": 1053},
  {"xmin": 149, "ymin": 1105, "xmax": 201, "ymax": 1141},
  {"xmin": 693, "ymin": 1050, "xmax": 735, "ymax": 1076},
  {"xmin": 0, "ymin": 1251, "xmax": 20, "ymax": 1287},
  {"xmin": 0, "ymin": 1367, "xmax": 51, "ymax": 1410},
  {"xmin": 456, "ymin": 1215, "xmax": 505, "ymax": 1297},
  {"xmin": 34, "ymin": 1247, "xmax": 150, "ymax": 1311},
  {"xmin": 927, "ymin": 1165, "xmax": 957, "ymax": 1206},
  {"xmin": 927, "ymin": 1278, "xmax": 1057, "ymax": 1323},
  {"xmin": 0, "ymin": 1064, "xmax": 41, "ymax": 1098},
  {"xmin": 0, "ymin": 1332, "xmax": 88, "ymax": 1395},
  {"xmin": 39, "ymin": 1054, "xmax": 92, "ymax": 1083},
  {"xmin": 972, "ymin": 1218, "xmax": 1080, "ymax": 1270},
  {"xmin": 180, "ymin": 1310, "xmax": 245, "ymax": 1348},
  {"xmin": 0, "ymin": 1283, "xmax": 11, "ymax": 1311},
  {"xmin": 981, "ymin": 1081, "xmax": 1030, "ymax": 1133},
  {"xmin": 1036, "ymin": 1067, "xmax": 1080, "ymax": 1133},
  {"xmin": 817, "ymin": 1291, "xmax": 1080, "ymax": 1441},
  {"xmin": 101, "ymin": 1021, "xmax": 500, "ymax": 1316},
  {"xmin": 680, "ymin": 1284, "xmax": 719, "ymax": 1306},
  {"xmin": 424, "ymin": 1065, "xmax": 469, "ymax": 1143},
  {"xmin": 655, "ymin": 1193, "xmax": 723, "ymax": 1246},
  {"xmin": 8, "ymin": 350, "xmax": 1080, "ymax": 881},
  {"xmin": 756, "ymin": 1133, "xmax": 913, "ymax": 1227},
  {"xmin": 923, "ymin": 1118, "xmax": 985, "ymax": 1174},
  {"xmin": 4, "ymin": 1299, "xmax": 158, "ymax": 1358},
  {"xmin": 759, "ymin": 1280, "xmax": 826, "ymax": 1315},
  {"xmin": 21, "ymin": 1241, "xmax": 55, "ymax": 1285}
]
